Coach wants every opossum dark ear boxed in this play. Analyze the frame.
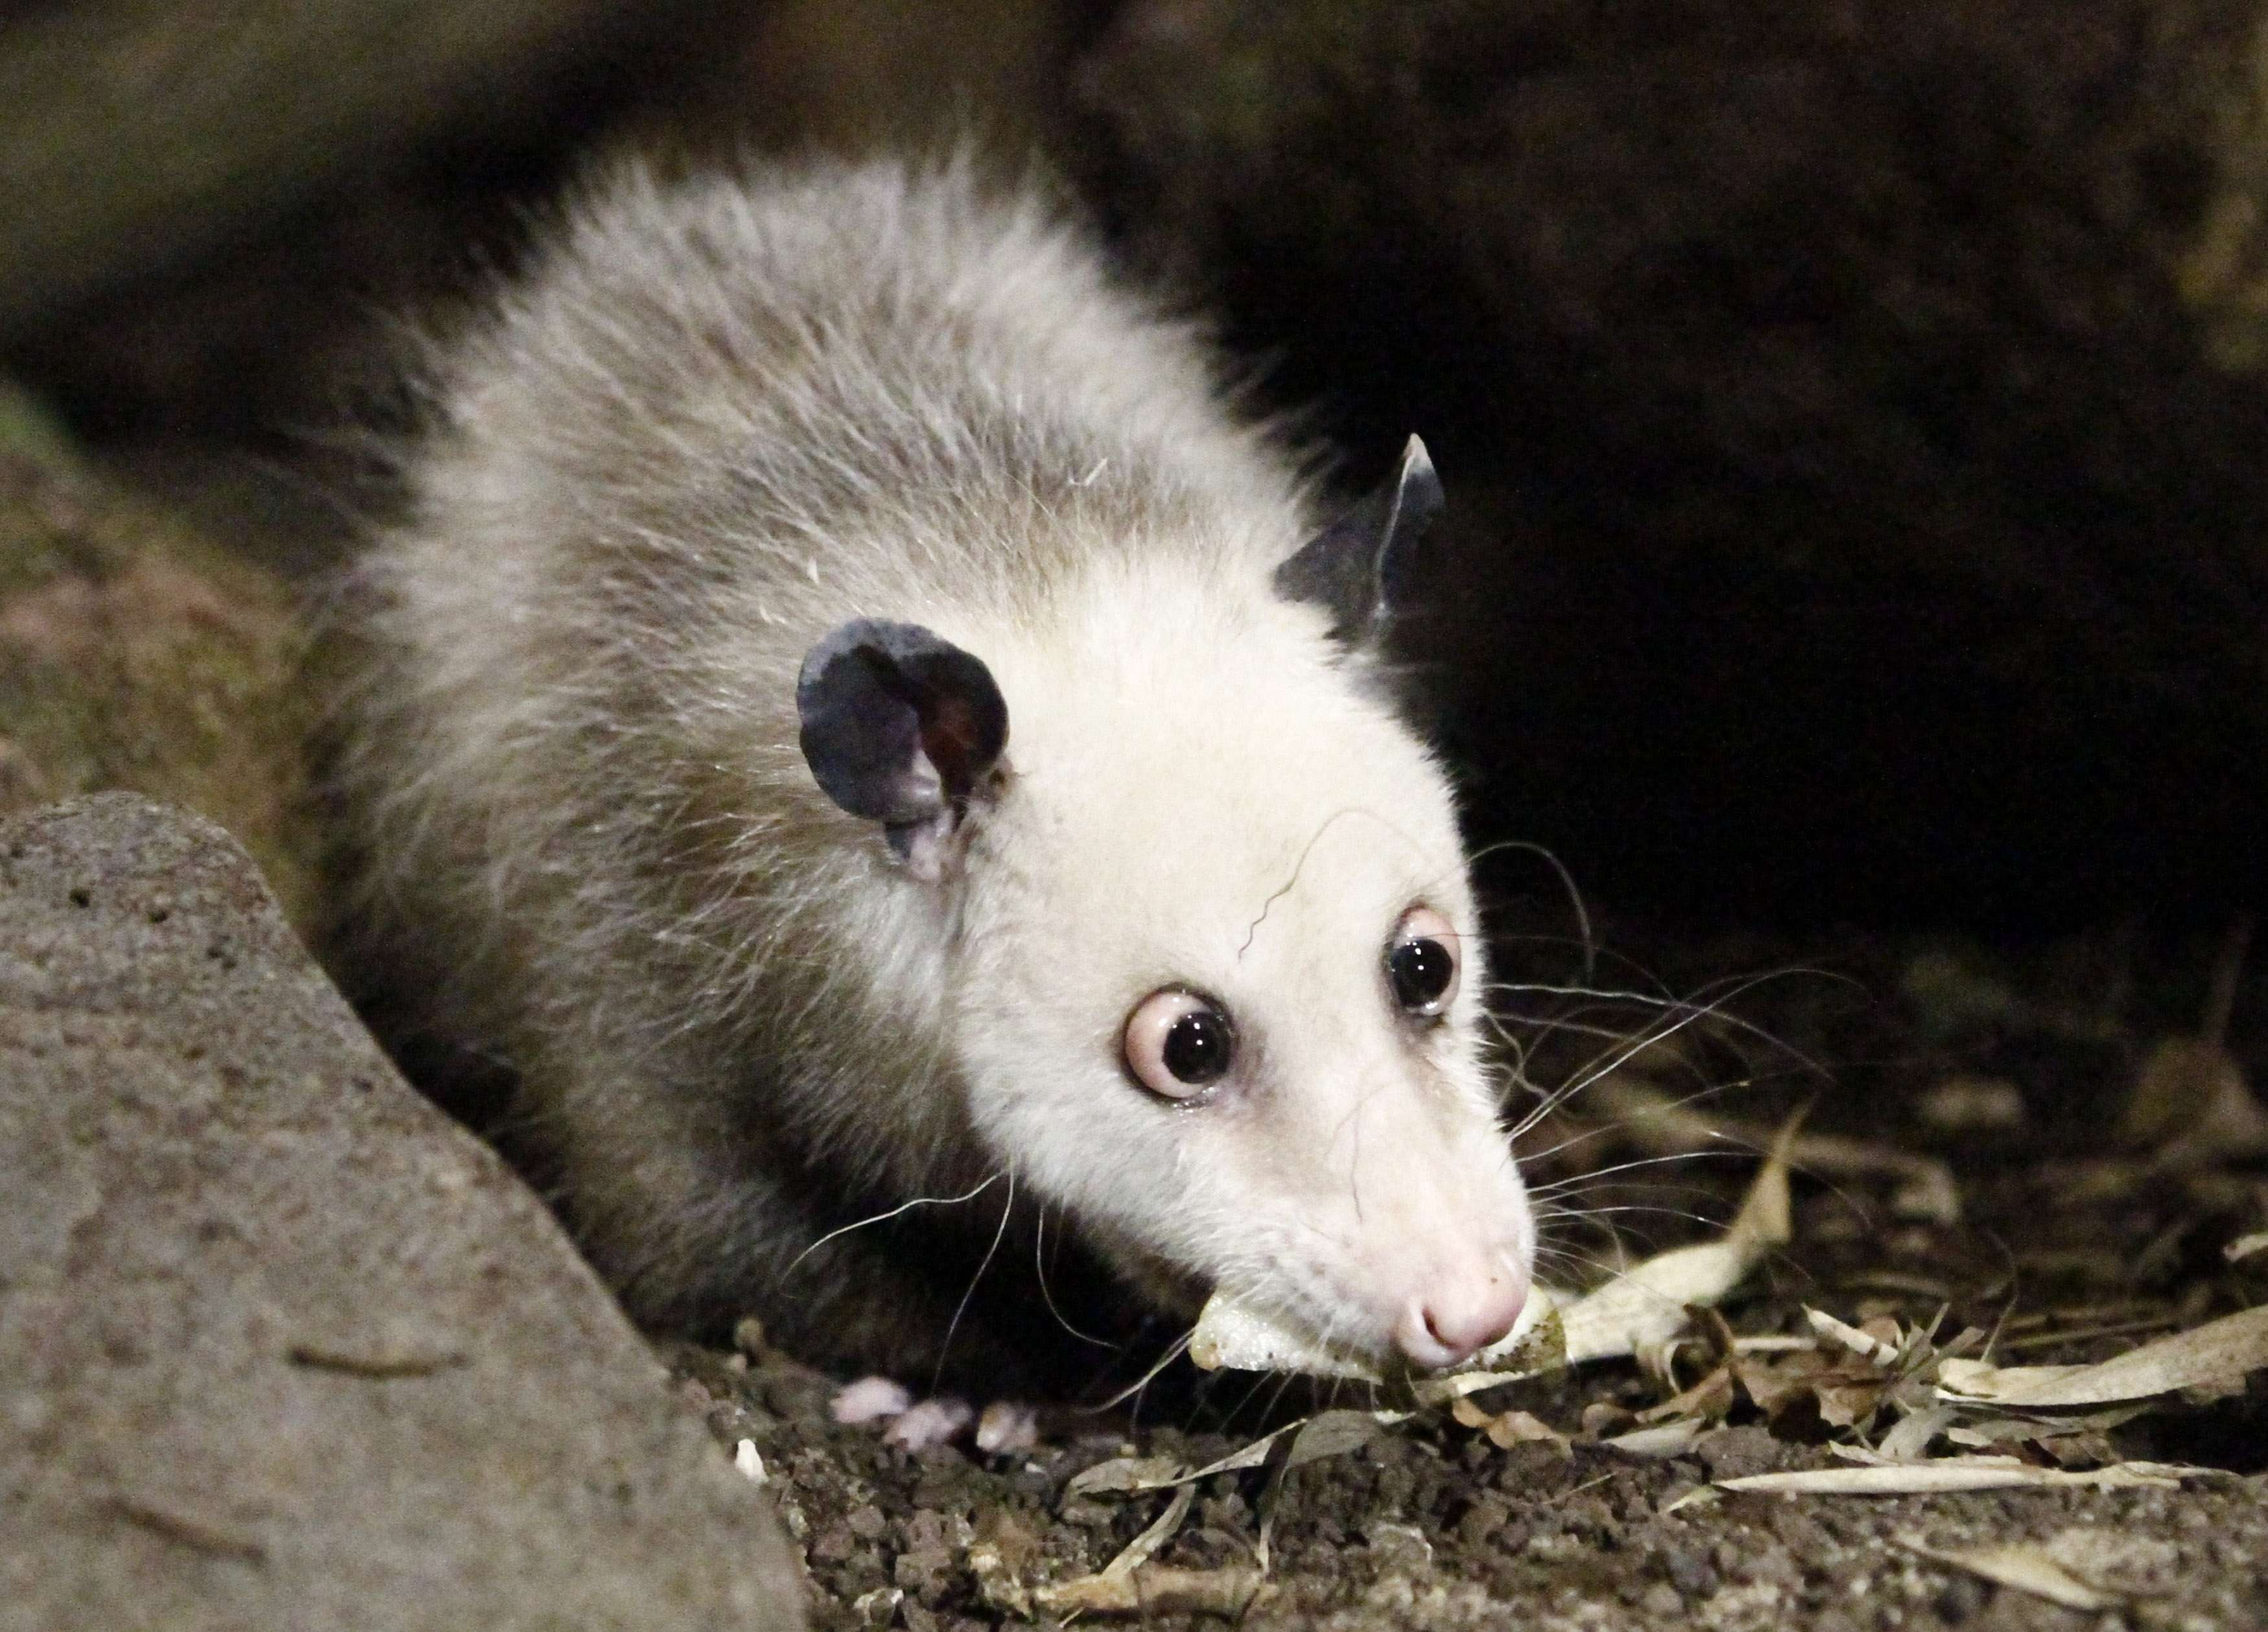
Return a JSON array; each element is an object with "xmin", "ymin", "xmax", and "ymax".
[
  {"xmin": 1274, "ymin": 434, "xmax": 1443, "ymax": 646},
  {"xmin": 797, "ymin": 620, "xmax": 1008, "ymax": 863}
]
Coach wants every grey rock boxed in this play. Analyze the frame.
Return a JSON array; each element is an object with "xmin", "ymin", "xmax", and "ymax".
[{"xmin": 0, "ymin": 794, "xmax": 804, "ymax": 1631}]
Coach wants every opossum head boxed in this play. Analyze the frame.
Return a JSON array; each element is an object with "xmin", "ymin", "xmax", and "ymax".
[{"xmin": 797, "ymin": 441, "xmax": 1533, "ymax": 1371}]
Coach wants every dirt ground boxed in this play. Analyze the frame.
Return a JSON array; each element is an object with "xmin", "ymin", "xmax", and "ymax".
[{"xmin": 663, "ymin": 929, "xmax": 2268, "ymax": 1630}]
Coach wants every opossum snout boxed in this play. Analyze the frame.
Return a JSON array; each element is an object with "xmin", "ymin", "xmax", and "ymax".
[{"xmin": 1391, "ymin": 1252, "xmax": 1529, "ymax": 1370}]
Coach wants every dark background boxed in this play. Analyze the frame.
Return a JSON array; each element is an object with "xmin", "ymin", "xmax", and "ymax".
[{"xmin": 7, "ymin": 0, "xmax": 2268, "ymax": 938}]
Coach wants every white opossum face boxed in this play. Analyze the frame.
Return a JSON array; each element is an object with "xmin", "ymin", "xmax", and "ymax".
[
  {"xmin": 794, "ymin": 439, "xmax": 1534, "ymax": 1370},
  {"xmin": 953, "ymin": 644, "xmax": 1536, "ymax": 1370}
]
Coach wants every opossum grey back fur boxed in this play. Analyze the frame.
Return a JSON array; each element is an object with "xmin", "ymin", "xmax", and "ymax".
[{"xmin": 329, "ymin": 158, "xmax": 1343, "ymax": 1377}]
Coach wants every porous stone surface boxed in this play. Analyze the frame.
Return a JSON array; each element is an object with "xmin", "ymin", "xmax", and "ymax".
[{"xmin": 0, "ymin": 794, "xmax": 804, "ymax": 1631}]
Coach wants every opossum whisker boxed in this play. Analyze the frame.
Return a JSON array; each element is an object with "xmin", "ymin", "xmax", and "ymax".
[
  {"xmin": 1085, "ymin": 1329, "xmax": 1193, "ymax": 1413},
  {"xmin": 1525, "ymin": 1150, "xmax": 1752, "ymax": 1196},
  {"xmin": 931, "ymin": 1167, "xmax": 1019, "ymax": 1395},
  {"xmin": 1260, "ymin": 1366, "xmax": 1306, "ymax": 1427},
  {"xmin": 1510, "ymin": 1087, "xmax": 1746, "ymax": 1171},
  {"xmin": 1222, "ymin": 1358, "xmax": 1301, "ymax": 1433},
  {"xmin": 1490, "ymin": 966, "xmax": 1846, "ymax": 1080},
  {"xmin": 1498, "ymin": 968, "xmax": 1825, "ymax": 1142},
  {"xmin": 1032, "ymin": 1202, "xmax": 1119, "ymax": 1349},
  {"xmin": 1535, "ymin": 1200, "xmax": 1730, "ymax": 1234},
  {"xmin": 1504, "ymin": 1014, "xmax": 1727, "ymax": 1142},
  {"xmin": 1461, "ymin": 837, "xmax": 1597, "ymax": 979},
  {"xmin": 781, "ymin": 1172, "xmax": 1003, "ymax": 1280}
]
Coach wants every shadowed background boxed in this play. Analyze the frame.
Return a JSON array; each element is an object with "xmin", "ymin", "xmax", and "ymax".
[{"xmin": 5, "ymin": 0, "xmax": 2268, "ymax": 936}]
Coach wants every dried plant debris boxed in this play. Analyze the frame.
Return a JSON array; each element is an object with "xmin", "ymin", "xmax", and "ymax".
[
  {"xmin": 2119, "ymin": 919, "xmax": 2268, "ymax": 1169},
  {"xmin": 2124, "ymin": 1036, "xmax": 2268, "ymax": 1167},
  {"xmin": 1722, "ymin": 1454, "xmax": 2201, "ymax": 1497},
  {"xmin": 984, "ymin": 1413, "xmax": 1407, "ymax": 1615},
  {"xmin": 1680, "ymin": 1299, "xmax": 2267, "ymax": 1498},
  {"xmin": 1935, "ymin": 1303, "xmax": 2268, "ymax": 1408},
  {"xmin": 1028, "ymin": 1132, "xmax": 1806, "ymax": 1604},
  {"xmin": 1024, "ymin": 1485, "xmax": 1271, "ymax": 1620},
  {"xmin": 1184, "ymin": 1100, "xmax": 2268, "ymax": 1521},
  {"xmin": 1895, "ymin": 1535, "xmax": 2125, "ymax": 1612},
  {"xmin": 1063, "ymin": 1409, "xmax": 1406, "ymax": 1502}
]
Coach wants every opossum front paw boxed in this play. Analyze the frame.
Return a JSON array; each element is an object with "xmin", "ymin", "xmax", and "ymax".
[
  {"xmin": 881, "ymin": 1396, "xmax": 975, "ymax": 1450},
  {"xmin": 827, "ymin": 1378, "xmax": 1037, "ymax": 1453},
  {"xmin": 829, "ymin": 1375, "xmax": 915, "ymax": 1425},
  {"xmin": 974, "ymin": 1399, "xmax": 1039, "ymax": 1454},
  {"xmin": 827, "ymin": 1377, "xmax": 972, "ymax": 1447}
]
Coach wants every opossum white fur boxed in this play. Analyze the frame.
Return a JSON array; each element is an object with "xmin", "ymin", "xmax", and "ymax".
[{"xmin": 327, "ymin": 157, "xmax": 1535, "ymax": 1390}]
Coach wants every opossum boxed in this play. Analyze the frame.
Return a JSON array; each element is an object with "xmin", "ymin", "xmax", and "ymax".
[{"xmin": 326, "ymin": 157, "xmax": 1535, "ymax": 1396}]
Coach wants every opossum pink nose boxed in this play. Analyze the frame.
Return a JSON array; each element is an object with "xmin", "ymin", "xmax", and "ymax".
[{"xmin": 1393, "ymin": 1264, "xmax": 1527, "ymax": 1371}]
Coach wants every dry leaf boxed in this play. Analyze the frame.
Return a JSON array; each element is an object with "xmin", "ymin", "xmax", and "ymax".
[
  {"xmin": 1808, "ymin": 1307, "xmax": 1901, "ymax": 1365},
  {"xmin": 1942, "ymin": 1404, "xmax": 2149, "ymax": 1449},
  {"xmin": 1895, "ymin": 1536, "xmax": 2118, "ymax": 1613},
  {"xmin": 1636, "ymin": 1365, "xmax": 1735, "ymax": 1427},
  {"xmin": 1814, "ymin": 1379, "xmax": 1888, "ymax": 1431},
  {"xmin": 1937, "ymin": 1303, "xmax": 2268, "ymax": 1407},
  {"xmin": 1876, "ymin": 1406, "xmax": 1954, "ymax": 1462},
  {"xmin": 1579, "ymin": 1401, "xmax": 1637, "ymax": 1439},
  {"xmin": 1450, "ymin": 1397, "xmax": 1573, "ymax": 1453},
  {"xmin": 1065, "ymin": 1455, "xmax": 1190, "ymax": 1498},
  {"xmin": 1033, "ymin": 1565, "xmax": 1267, "ymax": 1618},
  {"xmin": 1720, "ymin": 1455, "xmax": 2195, "ymax": 1496},
  {"xmin": 1034, "ymin": 1483, "xmax": 1199, "ymax": 1615},
  {"xmin": 1067, "ymin": 1409, "xmax": 1408, "ymax": 1500},
  {"xmin": 1480, "ymin": 1409, "xmax": 1573, "ymax": 1454},
  {"xmin": 1279, "ymin": 1410, "xmax": 1387, "ymax": 1471},
  {"xmin": 1557, "ymin": 1119, "xmax": 1796, "ymax": 1366},
  {"xmin": 1104, "ymin": 1484, "xmax": 1194, "ymax": 1576},
  {"xmin": 2125, "ymin": 1036, "xmax": 2268, "ymax": 1166},
  {"xmin": 1734, "ymin": 1353, "xmax": 1827, "ymax": 1420},
  {"xmin": 1602, "ymin": 1419, "xmax": 1710, "ymax": 1457}
]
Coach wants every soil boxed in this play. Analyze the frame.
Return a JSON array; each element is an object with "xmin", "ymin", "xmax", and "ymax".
[{"xmin": 665, "ymin": 928, "xmax": 2268, "ymax": 1629}]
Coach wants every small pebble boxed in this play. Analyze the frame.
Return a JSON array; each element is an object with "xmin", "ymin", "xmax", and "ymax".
[
  {"xmin": 1662, "ymin": 1546, "xmax": 1716, "ymax": 1598},
  {"xmin": 733, "ymin": 1439, "xmax": 766, "ymax": 1483},
  {"xmin": 1934, "ymin": 1574, "xmax": 1988, "ymax": 1623},
  {"xmin": 1639, "ymin": 1581, "xmax": 1684, "ymax": 1618}
]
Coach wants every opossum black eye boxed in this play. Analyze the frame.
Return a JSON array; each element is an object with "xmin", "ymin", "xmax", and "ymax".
[
  {"xmin": 1387, "ymin": 906, "xmax": 1460, "ymax": 1019},
  {"xmin": 1124, "ymin": 990, "xmax": 1235, "ymax": 1100}
]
